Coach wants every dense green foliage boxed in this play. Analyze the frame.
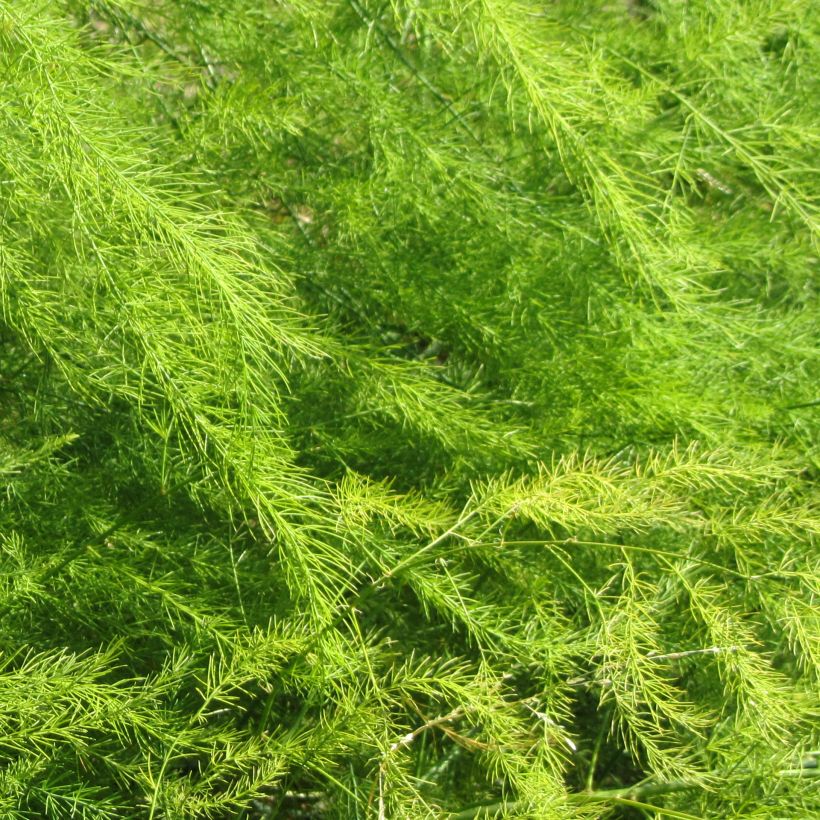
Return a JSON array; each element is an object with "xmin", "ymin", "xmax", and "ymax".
[{"xmin": 1, "ymin": 0, "xmax": 818, "ymax": 816}]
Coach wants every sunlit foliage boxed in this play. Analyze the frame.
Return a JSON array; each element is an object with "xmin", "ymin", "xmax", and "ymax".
[{"xmin": 0, "ymin": 1, "xmax": 817, "ymax": 816}]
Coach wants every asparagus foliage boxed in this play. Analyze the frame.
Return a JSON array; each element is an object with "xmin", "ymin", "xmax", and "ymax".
[{"xmin": 0, "ymin": 0, "xmax": 817, "ymax": 817}]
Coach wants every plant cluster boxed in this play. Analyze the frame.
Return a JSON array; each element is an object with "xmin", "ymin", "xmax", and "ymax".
[{"xmin": 0, "ymin": 0, "xmax": 817, "ymax": 817}]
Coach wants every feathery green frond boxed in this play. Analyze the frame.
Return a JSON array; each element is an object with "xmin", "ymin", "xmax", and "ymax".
[{"xmin": 0, "ymin": 0, "xmax": 817, "ymax": 817}]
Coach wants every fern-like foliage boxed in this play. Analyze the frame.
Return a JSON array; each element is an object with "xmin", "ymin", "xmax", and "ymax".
[{"xmin": 0, "ymin": 0, "xmax": 817, "ymax": 817}]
